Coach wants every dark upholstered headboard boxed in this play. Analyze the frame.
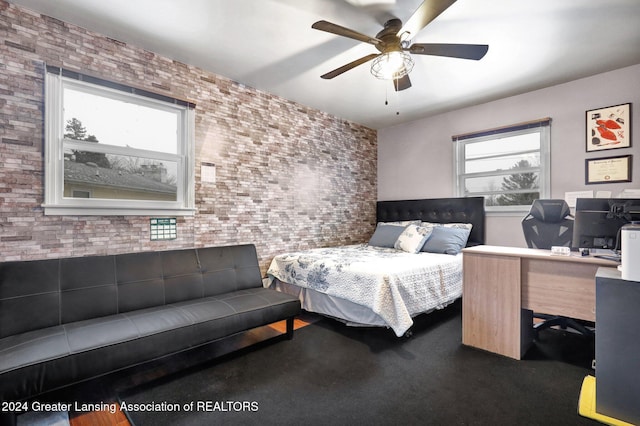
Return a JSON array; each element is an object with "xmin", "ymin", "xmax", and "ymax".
[{"xmin": 376, "ymin": 197, "xmax": 486, "ymax": 246}]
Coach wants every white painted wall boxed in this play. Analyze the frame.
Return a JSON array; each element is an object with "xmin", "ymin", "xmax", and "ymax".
[{"xmin": 378, "ymin": 64, "xmax": 640, "ymax": 247}]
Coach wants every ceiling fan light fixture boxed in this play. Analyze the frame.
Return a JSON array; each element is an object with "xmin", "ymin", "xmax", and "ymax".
[{"xmin": 370, "ymin": 51, "xmax": 414, "ymax": 80}]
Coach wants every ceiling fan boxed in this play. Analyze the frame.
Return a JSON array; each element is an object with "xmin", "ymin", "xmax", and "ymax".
[{"xmin": 312, "ymin": 0, "xmax": 488, "ymax": 91}]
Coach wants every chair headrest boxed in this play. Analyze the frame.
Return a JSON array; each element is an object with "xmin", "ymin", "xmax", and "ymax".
[{"xmin": 527, "ymin": 199, "xmax": 571, "ymax": 223}]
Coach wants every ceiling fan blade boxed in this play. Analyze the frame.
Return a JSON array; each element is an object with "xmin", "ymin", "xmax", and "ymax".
[
  {"xmin": 320, "ymin": 53, "xmax": 380, "ymax": 79},
  {"xmin": 399, "ymin": 0, "xmax": 457, "ymax": 40},
  {"xmin": 393, "ymin": 74, "xmax": 412, "ymax": 91},
  {"xmin": 408, "ymin": 43, "xmax": 489, "ymax": 60},
  {"xmin": 312, "ymin": 20, "xmax": 382, "ymax": 46}
]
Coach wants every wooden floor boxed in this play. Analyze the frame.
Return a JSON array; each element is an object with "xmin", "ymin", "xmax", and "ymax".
[
  {"xmin": 66, "ymin": 315, "xmax": 317, "ymax": 426},
  {"xmin": 70, "ymin": 409, "xmax": 130, "ymax": 426}
]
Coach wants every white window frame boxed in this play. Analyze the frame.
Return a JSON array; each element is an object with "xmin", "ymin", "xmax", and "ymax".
[
  {"xmin": 453, "ymin": 120, "xmax": 551, "ymax": 214},
  {"xmin": 44, "ymin": 69, "xmax": 195, "ymax": 216}
]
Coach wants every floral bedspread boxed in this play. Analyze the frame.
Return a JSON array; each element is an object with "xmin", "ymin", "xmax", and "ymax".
[{"xmin": 266, "ymin": 244, "xmax": 462, "ymax": 336}]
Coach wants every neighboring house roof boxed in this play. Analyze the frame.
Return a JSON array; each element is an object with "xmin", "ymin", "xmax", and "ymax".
[{"xmin": 64, "ymin": 161, "xmax": 176, "ymax": 195}]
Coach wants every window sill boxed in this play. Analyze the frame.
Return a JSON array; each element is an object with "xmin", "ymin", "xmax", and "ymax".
[
  {"xmin": 486, "ymin": 210, "xmax": 529, "ymax": 217},
  {"xmin": 42, "ymin": 204, "xmax": 196, "ymax": 217}
]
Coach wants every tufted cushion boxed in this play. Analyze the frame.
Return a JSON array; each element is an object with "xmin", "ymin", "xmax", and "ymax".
[
  {"xmin": 0, "ymin": 244, "xmax": 302, "ymax": 405},
  {"xmin": 0, "ymin": 244, "xmax": 273, "ymax": 337},
  {"xmin": 0, "ymin": 288, "xmax": 301, "ymax": 401},
  {"xmin": 376, "ymin": 197, "xmax": 485, "ymax": 246}
]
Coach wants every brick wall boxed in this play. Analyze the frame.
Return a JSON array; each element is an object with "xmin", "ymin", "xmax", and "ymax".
[{"xmin": 0, "ymin": 1, "xmax": 377, "ymax": 274}]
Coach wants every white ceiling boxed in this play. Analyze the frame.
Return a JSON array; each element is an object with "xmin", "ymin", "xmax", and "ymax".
[{"xmin": 9, "ymin": 0, "xmax": 640, "ymax": 129}]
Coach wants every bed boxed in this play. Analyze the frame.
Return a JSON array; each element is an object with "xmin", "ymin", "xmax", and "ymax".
[{"xmin": 265, "ymin": 197, "xmax": 485, "ymax": 336}]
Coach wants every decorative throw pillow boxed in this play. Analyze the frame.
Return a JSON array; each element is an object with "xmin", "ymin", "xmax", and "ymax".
[
  {"xmin": 368, "ymin": 223, "xmax": 407, "ymax": 248},
  {"xmin": 394, "ymin": 224, "xmax": 432, "ymax": 254},
  {"xmin": 421, "ymin": 226, "xmax": 471, "ymax": 255}
]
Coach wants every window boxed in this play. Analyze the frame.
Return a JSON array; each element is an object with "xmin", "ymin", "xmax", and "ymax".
[
  {"xmin": 44, "ymin": 67, "xmax": 195, "ymax": 216},
  {"xmin": 453, "ymin": 119, "xmax": 551, "ymax": 213}
]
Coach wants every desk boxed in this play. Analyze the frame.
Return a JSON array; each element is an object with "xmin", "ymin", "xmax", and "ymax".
[{"xmin": 461, "ymin": 245, "xmax": 618, "ymax": 360}]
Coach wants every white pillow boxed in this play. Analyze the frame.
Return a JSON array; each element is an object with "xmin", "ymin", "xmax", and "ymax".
[
  {"xmin": 394, "ymin": 225, "xmax": 432, "ymax": 254},
  {"xmin": 420, "ymin": 222, "xmax": 473, "ymax": 232},
  {"xmin": 385, "ymin": 220, "xmax": 421, "ymax": 226}
]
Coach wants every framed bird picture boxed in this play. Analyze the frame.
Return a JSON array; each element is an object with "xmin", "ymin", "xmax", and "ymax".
[{"xmin": 586, "ymin": 103, "xmax": 631, "ymax": 152}]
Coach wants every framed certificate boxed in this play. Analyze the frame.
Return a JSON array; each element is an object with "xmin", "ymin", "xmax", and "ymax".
[
  {"xmin": 585, "ymin": 155, "xmax": 632, "ymax": 184},
  {"xmin": 586, "ymin": 103, "xmax": 631, "ymax": 152}
]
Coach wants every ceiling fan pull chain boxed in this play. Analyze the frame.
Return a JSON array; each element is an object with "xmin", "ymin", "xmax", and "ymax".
[{"xmin": 395, "ymin": 79, "xmax": 400, "ymax": 115}]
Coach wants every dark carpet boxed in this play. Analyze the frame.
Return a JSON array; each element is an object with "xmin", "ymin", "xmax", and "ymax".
[{"xmin": 120, "ymin": 305, "xmax": 599, "ymax": 426}]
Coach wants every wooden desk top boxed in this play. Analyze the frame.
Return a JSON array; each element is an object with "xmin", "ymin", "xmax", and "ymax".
[{"xmin": 463, "ymin": 245, "xmax": 619, "ymax": 266}]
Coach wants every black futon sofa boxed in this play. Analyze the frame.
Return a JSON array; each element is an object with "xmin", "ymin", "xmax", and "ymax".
[{"xmin": 0, "ymin": 244, "xmax": 300, "ymax": 423}]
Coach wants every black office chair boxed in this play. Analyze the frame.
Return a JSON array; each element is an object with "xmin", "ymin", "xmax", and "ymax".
[
  {"xmin": 522, "ymin": 199, "xmax": 574, "ymax": 249},
  {"xmin": 522, "ymin": 199, "xmax": 593, "ymax": 337}
]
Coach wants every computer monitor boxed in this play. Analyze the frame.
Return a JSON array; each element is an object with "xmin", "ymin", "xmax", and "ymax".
[{"xmin": 572, "ymin": 198, "xmax": 640, "ymax": 250}]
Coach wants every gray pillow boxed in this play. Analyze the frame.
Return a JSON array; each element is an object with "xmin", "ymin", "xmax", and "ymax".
[
  {"xmin": 368, "ymin": 223, "xmax": 406, "ymax": 248},
  {"xmin": 421, "ymin": 226, "xmax": 471, "ymax": 255}
]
